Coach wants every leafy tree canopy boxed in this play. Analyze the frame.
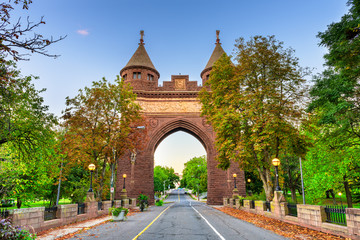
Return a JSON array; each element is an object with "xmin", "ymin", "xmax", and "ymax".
[
  {"xmin": 199, "ymin": 36, "xmax": 309, "ymax": 200},
  {"xmin": 181, "ymin": 155, "xmax": 207, "ymax": 193}
]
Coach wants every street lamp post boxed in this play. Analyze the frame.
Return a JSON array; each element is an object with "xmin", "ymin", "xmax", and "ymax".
[
  {"xmin": 88, "ymin": 164, "xmax": 96, "ymax": 192},
  {"xmin": 232, "ymin": 173, "xmax": 239, "ymax": 197},
  {"xmin": 338, "ymin": 192, "xmax": 343, "ymax": 207},
  {"xmin": 272, "ymin": 158, "xmax": 281, "ymax": 191},
  {"xmin": 123, "ymin": 174, "xmax": 127, "ymax": 189},
  {"xmin": 120, "ymin": 174, "xmax": 127, "ymax": 200},
  {"xmin": 233, "ymin": 173, "xmax": 237, "ymax": 189}
]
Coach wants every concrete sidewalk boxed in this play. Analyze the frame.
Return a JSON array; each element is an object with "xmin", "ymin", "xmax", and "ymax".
[{"xmin": 37, "ymin": 215, "xmax": 110, "ymax": 240}]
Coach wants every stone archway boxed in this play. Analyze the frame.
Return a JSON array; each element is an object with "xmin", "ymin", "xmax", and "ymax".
[
  {"xmin": 115, "ymin": 76, "xmax": 245, "ymax": 205},
  {"xmin": 115, "ymin": 31, "xmax": 246, "ymax": 205}
]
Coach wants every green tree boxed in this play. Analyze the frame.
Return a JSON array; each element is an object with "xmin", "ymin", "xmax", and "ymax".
[
  {"xmin": 308, "ymin": 0, "xmax": 360, "ymax": 207},
  {"xmin": 62, "ymin": 76, "xmax": 142, "ymax": 200},
  {"xmin": 181, "ymin": 156, "xmax": 207, "ymax": 193},
  {"xmin": 199, "ymin": 36, "xmax": 309, "ymax": 200},
  {"xmin": 153, "ymin": 166, "xmax": 179, "ymax": 193}
]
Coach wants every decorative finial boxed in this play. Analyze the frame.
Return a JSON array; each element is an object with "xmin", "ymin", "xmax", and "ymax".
[
  {"xmin": 216, "ymin": 30, "xmax": 220, "ymax": 44},
  {"xmin": 140, "ymin": 30, "xmax": 144, "ymax": 45}
]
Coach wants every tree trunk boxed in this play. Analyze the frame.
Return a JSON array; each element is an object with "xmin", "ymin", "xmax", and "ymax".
[
  {"xmin": 257, "ymin": 167, "xmax": 273, "ymax": 200},
  {"xmin": 290, "ymin": 188, "xmax": 297, "ymax": 203},
  {"xmin": 98, "ymin": 159, "xmax": 107, "ymax": 201},
  {"xmin": 343, "ymin": 177, "xmax": 353, "ymax": 208},
  {"xmin": 16, "ymin": 197, "xmax": 22, "ymax": 209}
]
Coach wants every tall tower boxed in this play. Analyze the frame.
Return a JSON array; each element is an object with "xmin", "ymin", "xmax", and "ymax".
[
  {"xmin": 200, "ymin": 30, "xmax": 227, "ymax": 85},
  {"xmin": 120, "ymin": 30, "xmax": 160, "ymax": 91}
]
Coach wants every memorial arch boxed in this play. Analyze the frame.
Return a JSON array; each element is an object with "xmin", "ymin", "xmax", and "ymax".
[{"xmin": 116, "ymin": 31, "xmax": 245, "ymax": 204}]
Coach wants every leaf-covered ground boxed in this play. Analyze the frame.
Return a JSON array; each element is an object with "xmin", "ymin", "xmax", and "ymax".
[{"xmin": 216, "ymin": 207, "xmax": 345, "ymax": 240}]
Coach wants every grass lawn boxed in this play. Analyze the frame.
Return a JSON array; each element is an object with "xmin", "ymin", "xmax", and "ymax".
[
  {"xmin": 0, "ymin": 198, "xmax": 72, "ymax": 209},
  {"xmin": 285, "ymin": 192, "xmax": 360, "ymax": 208}
]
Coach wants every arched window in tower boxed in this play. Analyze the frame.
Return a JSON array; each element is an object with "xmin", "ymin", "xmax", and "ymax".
[
  {"xmin": 147, "ymin": 74, "xmax": 154, "ymax": 81},
  {"xmin": 133, "ymin": 72, "xmax": 141, "ymax": 79},
  {"xmin": 123, "ymin": 74, "xmax": 127, "ymax": 80},
  {"xmin": 206, "ymin": 74, "xmax": 210, "ymax": 80}
]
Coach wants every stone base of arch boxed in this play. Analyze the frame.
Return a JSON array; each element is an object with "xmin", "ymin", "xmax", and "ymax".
[{"xmin": 115, "ymin": 114, "xmax": 246, "ymax": 205}]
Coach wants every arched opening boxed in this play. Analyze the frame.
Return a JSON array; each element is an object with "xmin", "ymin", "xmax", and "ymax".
[
  {"xmin": 117, "ymin": 118, "xmax": 244, "ymax": 205},
  {"xmin": 154, "ymin": 131, "xmax": 206, "ymax": 174},
  {"xmin": 154, "ymin": 131, "xmax": 207, "ymax": 196}
]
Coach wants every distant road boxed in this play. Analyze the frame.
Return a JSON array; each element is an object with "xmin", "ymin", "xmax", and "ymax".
[{"xmin": 69, "ymin": 189, "xmax": 286, "ymax": 240}]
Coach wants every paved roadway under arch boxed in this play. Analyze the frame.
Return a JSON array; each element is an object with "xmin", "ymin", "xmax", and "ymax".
[{"xmin": 69, "ymin": 189, "xmax": 286, "ymax": 240}]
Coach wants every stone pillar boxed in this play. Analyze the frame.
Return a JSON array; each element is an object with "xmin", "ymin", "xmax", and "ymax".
[
  {"xmin": 297, "ymin": 204, "xmax": 326, "ymax": 227},
  {"xmin": 346, "ymin": 208, "xmax": 360, "ymax": 239},
  {"xmin": 57, "ymin": 204, "xmax": 78, "ymax": 224},
  {"xmin": 130, "ymin": 198, "xmax": 137, "ymax": 208},
  {"xmin": 85, "ymin": 192, "xmax": 95, "ymax": 202},
  {"xmin": 243, "ymin": 200, "xmax": 251, "ymax": 209},
  {"xmin": 255, "ymin": 201, "xmax": 266, "ymax": 212},
  {"xmin": 235, "ymin": 199, "xmax": 240, "ymax": 209},
  {"xmin": 223, "ymin": 197, "xmax": 228, "ymax": 206},
  {"xmin": 122, "ymin": 198, "xmax": 129, "ymax": 208},
  {"xmin": 120, "ymin": 188, "xmax": 127, "ymax": 200},
  {"xmin": 280, "ymin": 202, "xmax": 288, "ymax": 216},
  {"xmin": 113, "ymin": 200, "xmax": 122, "ymax": 208},
  {"xmin": 85, "ymin": 201, "xmax": 97, "ymax": 218},
  {"xmin": 12, "ymin": 207, "xmax": 44, "ymax": 232},
  {"xmin": 102, "ymin": 200, "xmax": 112, "ymax": 212},
  {"xmin": 273, "ymin": 191, "xmax": 286, "ymax": 218}
]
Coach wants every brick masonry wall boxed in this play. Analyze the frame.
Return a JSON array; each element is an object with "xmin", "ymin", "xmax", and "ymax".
[{"xmin": 12, "ymin": 207, "xmax": 44, "ymax": 232}]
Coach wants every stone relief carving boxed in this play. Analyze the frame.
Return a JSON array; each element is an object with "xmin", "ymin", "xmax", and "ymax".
[
  {"xmin": 137, "ymin": 99, "xmax": 202, "ymax": 113},
  {"xmin": 149, "ymin": 118, "xmax": 159, "ymax": 128},
  {"xmin": 174, "ymin": 79, "xmax": 186, "ymax": 90}
]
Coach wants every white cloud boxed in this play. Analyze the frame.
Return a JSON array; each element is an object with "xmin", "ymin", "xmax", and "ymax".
[{"xmin": 77, "ymin": 29, "xmax": 89, "ymax": 36}]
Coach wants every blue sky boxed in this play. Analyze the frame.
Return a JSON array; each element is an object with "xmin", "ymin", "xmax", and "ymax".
[{"xmin": 14, "ymin": 0, "xmax": 349, "ymax": 173}]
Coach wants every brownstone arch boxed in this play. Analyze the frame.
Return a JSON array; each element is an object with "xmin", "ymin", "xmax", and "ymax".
[{"xmin": 115, "ymin": 31, "xmax": 246, "ymax": 205}]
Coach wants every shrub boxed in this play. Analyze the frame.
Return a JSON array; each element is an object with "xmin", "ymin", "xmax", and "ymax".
[
  {"xmin": 0, "ymin": 218, "xmax": 36, "ymax": 240},
  {"xmin": 108, "ymin": 207, "xmax": 128, "ymax": 217},
  {"xmin": 155, "ymin": 200, "xmax": 163, "ymax": 206}
]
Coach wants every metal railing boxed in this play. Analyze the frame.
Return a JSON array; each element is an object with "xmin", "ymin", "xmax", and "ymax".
[
  {"xmin": 325, "ymin": 205, "xmax": 346, "ymax": 226},
  {"xmin": 44, "ymin": 206, "xmax": 57, "ymax": 221},
  {"xmin": 0, "ymin": 208, "xmax": 10, "ymax": 218},
  {"xmin": 250, "ymin": 200, "xmax": 255, "ymax": 209},
  {"xmin": 287, "ymin": 204, "xmax": 297, "ymax": 217},
  {"xmin": 98, "ymin": 201, "xmax": 103, "ymax": 210},
  {"xmin": 265, "ymin": 201, "xmax": 271, "ymax": 212},
  {"xmin": 77, "ymin": 203, "xmax": 86, "ymax": 215}
]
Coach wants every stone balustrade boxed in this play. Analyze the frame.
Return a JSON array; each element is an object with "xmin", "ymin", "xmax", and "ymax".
[
  {"xmin": 222, "ymin": 193, "xmax": 360, "ymax": 240},
  {"xmin": 8, "ymin": 199, "xmax": 135, "ymax": 234}
]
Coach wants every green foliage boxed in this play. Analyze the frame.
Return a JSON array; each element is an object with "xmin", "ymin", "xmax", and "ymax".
[
  {"xmin": 62, "ymin": 76, "xmax": 142, "ymax": 200},
  {"xmin": 199, "ymin": 36, "xmax": 309, "ymax": 200},
  {"xmin": 307, "ymin": 0, "xmax": 360, "ymax": 206},
  {"xmin": 244, "ymin": 171, "xmax": 263, "ymax": 195},
  {"xmin": 244, "ymin": 190, "xmax": 267, "ymax": 201},
  {"xmin": 153, "ymin": 166, "xmax": 180, "ymax": 192},
  {"xmin": 137, "ymin": 194, "xmax": 149, "ymax": 201},
  {"xmin": 181, "ymin": 156, "xmax": 207, "ymax": 193},
  {"xmin": 0, "ymin": 218, "xmax": 36, "ymax": 240},
  {"xmin": 109, "ymin": 207, "xmax": 128, "ymax": 217},
  {"xmin": 155, "ymin": 199, "xmax": 163, "ymax": 206}
]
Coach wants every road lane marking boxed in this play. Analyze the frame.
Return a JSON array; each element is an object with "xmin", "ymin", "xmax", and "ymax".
[
  {"xmin": 132, "ymin": 205, "xmax": 171, "ymax": 240},
  {"xmin": 191, "ymin": 205, "xmax": 226, "ymax": 240},
  {"xmin": 178, "ymin": 190, "xmax": 180, "ymax": 202}
]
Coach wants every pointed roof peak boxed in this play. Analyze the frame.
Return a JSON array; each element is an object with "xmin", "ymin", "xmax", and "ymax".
[
  {"xmin": 120, "ymin": 31, "xmax": 160, "ymax": 78},
  {"xmin": 139, "ymin": 30, "xmax": 145, "ymax": 45},
  {"xmin": 201, "ymin": 30, "xmax": 227, "ymax": 78}
]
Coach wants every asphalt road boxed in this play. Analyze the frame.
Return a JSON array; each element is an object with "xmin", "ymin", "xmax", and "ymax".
[{"xmin": 69, "ymin": 189, "xmax": 287, "ymax": 240}]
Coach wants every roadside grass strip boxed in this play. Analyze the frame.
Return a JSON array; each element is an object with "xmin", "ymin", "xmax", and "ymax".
[{"xmin": 132, "ymin": 205, "xmax": 172, "ymax": 240}]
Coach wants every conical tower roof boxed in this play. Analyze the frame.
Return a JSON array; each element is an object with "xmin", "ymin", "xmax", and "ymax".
[
  {"xmin": 120, "ymin": 31, "xmax": 160, "ymax": 78},
  {"xmin": 201, "ymin": 30, "xmax": 227, "ymax": 78}
]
